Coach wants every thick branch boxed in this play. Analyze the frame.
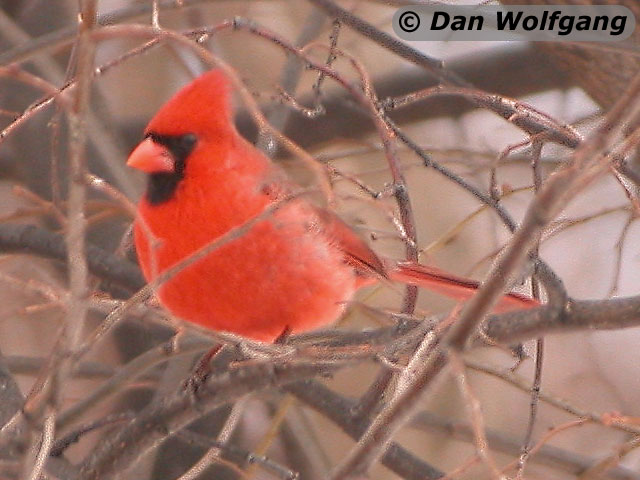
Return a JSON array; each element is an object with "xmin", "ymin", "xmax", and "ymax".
[
  {"xmin": 0, "ymin": 223, "xmax": 144, "ymax": 293},
  {"xmin": 78, "ymin": 361, "xmax": 341, "ymax": 480}
]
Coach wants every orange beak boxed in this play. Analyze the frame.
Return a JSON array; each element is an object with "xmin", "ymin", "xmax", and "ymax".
[{"xmin": 127, "ymin": 137, "xmax": 175, "ymax": 174}]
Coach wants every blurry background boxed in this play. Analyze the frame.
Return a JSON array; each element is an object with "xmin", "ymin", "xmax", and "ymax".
[{"xmin": 1, "ymin": 1, "xmax": 640, "ymax": 479}]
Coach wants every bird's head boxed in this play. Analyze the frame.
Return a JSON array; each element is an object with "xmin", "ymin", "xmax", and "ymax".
[{"xmin": 127, "ymin": 69, "xmax": 234, "ymax": 204}]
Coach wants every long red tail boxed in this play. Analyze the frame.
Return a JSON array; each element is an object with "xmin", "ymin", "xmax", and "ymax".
[
  {"xmin": 319, "ymin": 206, "xmax": 539, "ymax": 313},
  {"xmin": 388, "ymin": 262, "xmax": 539, "ymax": 313}
]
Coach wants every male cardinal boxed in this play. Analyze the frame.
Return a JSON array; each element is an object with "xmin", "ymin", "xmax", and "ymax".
[{"xmin": 128, "ymin": 70, "xmax": 537, "ymax": 342}]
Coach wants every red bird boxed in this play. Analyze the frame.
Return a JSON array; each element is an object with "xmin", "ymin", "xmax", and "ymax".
[{"xmin": 128, "ymin": 70, "xmax": 537, "ymax": 342}]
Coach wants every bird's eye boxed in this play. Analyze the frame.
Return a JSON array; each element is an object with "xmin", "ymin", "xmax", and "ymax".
[
  {"xmin": 179, "ymin": 133, "xmax": 197, "ymax": 151},
  {"xmin": 168, "ymin": 134, "xmax": 198, "ymax": 170},
  {"xmin": 146, "ymin": 132, "xmax": 198, "ymax": 170}
]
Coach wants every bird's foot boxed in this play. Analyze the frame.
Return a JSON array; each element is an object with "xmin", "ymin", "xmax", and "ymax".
[
  {"xmin": 274, "ymin": 325, "xmax": 292, "ymax": 344},
  {"xmin": 183, "ymin": 344, "xmax": 223, "ymax": 397}
]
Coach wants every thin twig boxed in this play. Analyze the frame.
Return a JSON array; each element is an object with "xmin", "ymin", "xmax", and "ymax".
[
  {"xmin": 449, "ymin": 351, "xmax": 502, "ymax": 480},
  {"xmin": 25, "ymin": 413, "xmax": 56, "ymax": 480},
  {"xmin": 517, "ymin": 140, "xmax": 545, "ymax": 479}
]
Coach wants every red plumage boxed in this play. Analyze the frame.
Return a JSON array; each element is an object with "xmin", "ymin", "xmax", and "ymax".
[{"xmin": 129, "ymin": 70, "xmax": 537, "ymax": 342}]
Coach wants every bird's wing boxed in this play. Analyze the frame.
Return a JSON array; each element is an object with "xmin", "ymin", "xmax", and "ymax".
[{"xmin": 313, "ymin": 207, "xmax": 387, "ymax": 279}]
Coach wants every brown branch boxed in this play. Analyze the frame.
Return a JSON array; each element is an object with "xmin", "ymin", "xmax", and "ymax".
[
  {"xmin": 55, "ymin": 336, "xmax": 210, "ymax": 430},
  {"xmin": 0, "ymin": 0, "xmax": 221, "ymax": 66},
  {"xmin": 0, "ymin": 347, "xmax": 23, "ymax": 429},
  {"xmin": 234, "ymin": 45, "xmax": 570, "ymax": 148},
  {"xmin": 284, "ymin": 381, "xmax": 444, "ymax": 480},
  {"xmin": 307, "ymin": 0, "xmax": 447, "ymax": 81},
  {"xmin": 175, "ymin": 429, "xmax": 298, "ymax": 480},
  {"xmin": 63, "ymin": 0, "xmax": 96, "ymax": 355},
  {"xmin": 412, "ymin": 410, "xmax": 640, "ymax": 480},
  {"xmin": 0, "ymin": 223, "xmax": 144, "ymax": 293},
  {"xmin": 306, "ymin": 0, "xmax": 580, "ymax": 149},
  {"xmin": 78, "ymin": 360, "xmax": 344, "ymax": 480}
]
